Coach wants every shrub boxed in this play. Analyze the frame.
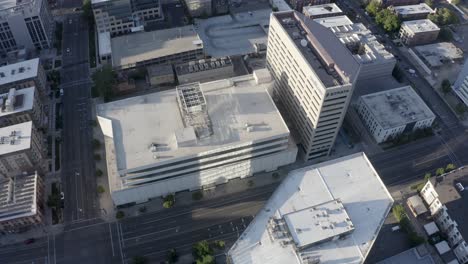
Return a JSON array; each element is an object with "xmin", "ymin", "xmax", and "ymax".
[
  {"xmin": 116, "ymin": 211, "xmax": 125, "ymax": 219},
  {"xmin": 92, "ymin": 139, "xmax": 101, "ymax": 149},
  {"xmin": 97, "ymin": 185, "xmax": 105, "ymax": 194},
  {"xmin": 213, "ymin": 240, "xmax": 225, "ymax": 249},
  {"xmin": 163, "ymin": 194, "xmax": 175, "ymax": 208},
  {"xmin": 192, "ymin": 191, "xmax": 203, "ymax": 201},
  {"xmin": 167, "ymin": 248, "xmax": 178, "ymax": 263},
  {"xmin": 436, "ymin": 167, "xmax": 445, "ymax": 176},
  {"xmin": 446, "ymin": 163, "xmax": 456, "ymax": 171},
  {"xmin": 392, "ymin": 204, "xmax": 406, "ymax": 222},
  {"xmin": 94, "ymin": 154, "xmax": 101, "ymax": 161},
  {"xmin": 95, "ymin": 169, "xmax": 103, "ymax": 177}
]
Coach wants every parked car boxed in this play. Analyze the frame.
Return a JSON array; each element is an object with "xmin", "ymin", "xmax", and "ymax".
[
  {"xmin": 455, "ymin": 182, "xmax": 465, "ymax": 192},
  {"xmin": 24, "ymin": 238, "xmax": 35, "ymax": 244}
]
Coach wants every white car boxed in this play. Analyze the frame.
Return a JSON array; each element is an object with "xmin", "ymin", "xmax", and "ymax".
[
  {"xmin": 456, "ymin": 183, "xmax": 464, "ymax": 192},
  {"xmin": 66, "ymin": 48, "xmax": 70, "ymax": 53}
]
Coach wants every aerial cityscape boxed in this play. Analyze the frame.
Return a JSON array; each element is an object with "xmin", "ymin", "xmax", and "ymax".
[{"xmin": 0, "ymin": 0, "xmax": 467, "ymax": 263}]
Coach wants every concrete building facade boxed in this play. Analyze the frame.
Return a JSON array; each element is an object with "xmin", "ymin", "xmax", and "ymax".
[
  {"xmin": 0, "ymin": 172, "xmax": 43, "ymax": 233},
  {"xmin": 0, "ymin": 121, "xmax": 47, "ymax": 178},
  {"xmin": 266, "ymin": 11, "xmax": 360, "ymax": 160},
  {"xmin": 92, "ymin": 0, "xmax": 162, "ymax": 37},
  {"xmin": 175, "ymin": 57, "xmax": 234, "ymax": 84},
  {"xmin": 356, "ymin": 86, "xmax": 435, "ymax": 143},
  {"xmin": 453, "ymin": 58, "xmax": 468, "ymax": 108},
  {"xmin": 0, "ymin": 58, "xmax": 48, "ymax": 99},
  {"xmin": 147, "ymin": 64, "xmax": 174, "ymax": 86},
  {"xmin": 0, "ymin": 0, "xmax": 54, "ymax": 53},
  {"xmin": 287, "ymin": 0, "xmax": 332, "ymax": 12},
  {"xmin": 420, "ymin": 173, "xmax": 468, "ymax": 264},
  {"xmin": 399, "ymin": 19, "xmax": 440, "ymax": 46},
  {"xmin": 97, "ymin": 70, "xmax": 297, "ymax": 206}
]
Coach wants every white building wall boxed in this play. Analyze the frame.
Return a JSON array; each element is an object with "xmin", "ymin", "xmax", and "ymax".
[
  {"xmin": 111, "ymin": 146, "xmax": 297, "ymax": 205},
  {"xmin": 454, "ymin": 242, "xmax": 468, "ymax": 264},
  {"xmin": 454, "ymin": 58, "xmax": 468, "ymax": 107},
  {"xmin": 358, "ymin": 60, "xmax": 396, "ymax": 81}
]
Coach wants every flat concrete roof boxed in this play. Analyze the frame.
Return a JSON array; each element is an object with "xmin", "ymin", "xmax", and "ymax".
[
  {"xmin": 147, "ymin": 64, "xmax": 173, "ymax": 77},
  {"xmin": 401, "ymin": 19, "xmax": 439, "ymax": 33},
  {"xmin": 415, "ymin": 42, "xmax": 463, "ymax": 67},
  {"xmin": 330, "ymin": 23, "xmax": 395, "ymax": 65},
  {"xmin": 377, "ymin": 245, "xmax": 435, "ymax": 264},
  {"xmin": 313, "ymin": 15, "xmax": 354, "ymax": 28},
  {"xmin": 97, "ymin": 72, "xmax": 290, "ymax": 174},
  {"xmin": 393, "ymin": 3, "xmax": 434, "ymax": 15},
  {"xmin": 0, "ymin": 87, "xmax": 35, "ymax": 118},
  {"xmin": 360, "ymin": 86, "xmax": 435, "ymax": 130},
  {"xmin": 228, "ymin": 152, "xmax": 394, "ymax": 264},
  {"xmin": 0, "ymin": 58, "xmax": 39, "ymax": 86},
  {"xmin": 111, "ymin": 25, "xmax": 202, "ymax": 69},
  {"xmin": 0, "ymin": 121, "xmax": 32, "ymax": 155},
  {"xmin": 175, "ymin": 57, "xmax": 232, "ymax": 75},
  {"xmin": 273, "ymin": 11, "xmax": 359, "ymax": 87},
  {"xmin": 0, "ymin": 172, "xmax": 38, "ymax": 223},
  {"xmin": 303, "ymin": 3, "xmax": 342, "ymax": 17},
  {"xmin": 98, "ymin": 32, "xmax": 111, "ymax": 56},
  {"xmin": 0, "ymin": 0, "xmax": 19, "ymax": 10}
]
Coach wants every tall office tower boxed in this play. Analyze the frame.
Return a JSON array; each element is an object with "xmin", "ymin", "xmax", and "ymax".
[
  {"xmin": 0, "ymin": 0, "xmax": 54, "ymax": 53},
  {"xmin": 266, "ymin": 11, "xmax": 360, "ymax": 160}
]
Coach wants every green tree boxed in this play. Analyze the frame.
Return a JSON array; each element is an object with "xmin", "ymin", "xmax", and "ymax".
[
  {"xmin": 392, "ymin": 204, "xmax": 406, "ymax": 222},
  {"xmin": 97, "ymin": 185, "xmax": 105, "ymax": 194},
  {"xmin": 455, "ymin": 103, "xmax": 467, "ymax": 115},
  {"xmin": 131, "ymin": 255, "xmax": 147, "ymax": 264},
  {"xmin": 439, "ymin": 27, "xmax": 453, "ymax": 41},
  {"xmin": 95, "ymin": 169, "xmax": 103, "ymax": 177},
  {"xmin": 193, "ymin": 240, "xmax": 213, "ymax": 260},
  {"xmin": 376, "ymin": 9, "xmax": 400, "ymax": 32},
  {"xmin": 196, "ymin": 255, "xmax": 215, "ymax": 264},
  {"xmin": 436, "ymin": 167, "xmax": 445, "ymax": 176},
  {"xmin": 446, "ymin": 163, "xmax": 456, "ymax": 171},
  {"xmin": 163, "ymin": 194, "xmax": 175, "ymax": 208},
  {"xmin": 47, "ymin": 193, "xmax": 61, "ymax": 208},
  {"xmin": 82, "ymin": 0, "xmax": 94, "ymax": 25},
  {"xmin": 429, "ymin": 8, "xmax": 459, "ymax": 26},
  {"xmin": 213, "ymin": 240, "xmax": 225, "ymax": 249},
  {"xmin": 441, "ymin": 79, "xmax": 452, "ymax": 94},
  {"xmin": 424, "ymin": 172, "xmax": 431, "ymax": 182},
  {"xmin": 451, "ymin": 0, "xmax": 460, "ymax": 5},
  {"xmin": 366, "ymin": 0, "xmax": 382, "ymax": 16},
  {"xmin": 425, "ymin": 0, "xmax": 434, "ymax": 7},
  {"xmin": 92, "ymin": 139, "xmax": 101, "ymax": 149},
  {"xmin": 167, "ymin": 248, "xmax": 178, "ymax": 264},
  {"xmin": 92, "ymin": 65, "xmax": 116, "ymax": 102},
  {"xmin": 94, "ymin": 153, "xmax": 101, "ymax": 161},
  {"xmin": 192, "ymin": 190, "xmax": 203, "ymax": 201},
  {"xmin": 116, "ymin": 210, "xmax": 125, "ymax": 219}
]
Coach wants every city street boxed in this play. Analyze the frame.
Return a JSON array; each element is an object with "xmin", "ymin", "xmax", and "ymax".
[{"xmin": 61, "ymin": 14, "xmax": 97, "ymax": 224}]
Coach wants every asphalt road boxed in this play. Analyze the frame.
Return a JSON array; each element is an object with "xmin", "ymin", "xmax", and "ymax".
[{"xmin": 60, "ymin": 14, "xmax": 98, "ymax": 224}]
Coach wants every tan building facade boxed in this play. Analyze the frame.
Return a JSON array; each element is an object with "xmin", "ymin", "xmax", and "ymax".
[{"xmin": 399, "ymin": 19, "xmax": 439, "ymax": 46}]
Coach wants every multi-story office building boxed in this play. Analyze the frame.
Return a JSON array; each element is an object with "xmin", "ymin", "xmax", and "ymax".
[
  {"xmin": 0, "ymin": 0, "xmax": 54, "ymax": 53},
  {"xmin": 420, "ymin": 170, "xmax": 468, "ymax": 264},
  {"xmin": 302, "ymin": 3, "xmax": 343, "ymax": 19},
  {"xmin": 356, "ymin": 86, "xmax": 435, "ymax": 143},
  {"xmin": 184, "ymin": 0, "xmax": 212, "ymax": 17},
  {"xmin": 0, "ymin": 121, "xmax": 47, "ymax": 178},
  {"xmin": 391, "ymin": 3, "xmax": 434, "ymax": 20},
  {"xmin": 110, "ymin": 25, "xmax": 204, "ymax": 70},
  {"xmin": 0, "ymin": 58, "xmax": 48, "ymax": 99},
  {"xmin": 0, "ymin": 87, "xmax": 45, "ymax": 129},
  {"xmin": 399, "ymin": 19, "xmax": 440, "ymax": 46},
  {"xmin": 327, "ymin": 22, "xmax": 396, "ymax": 80},
  {"xmin": 97, "ymin": 70, "xmax": 297, "ymax": 206},
  {"xmin": 228, "ymin": 152, "xmax": 394, "ymax": 264},
  {"xmin": 0, "ymin": 172, "xmax": 44, "ymax": 233},
  {"xmin": 452, "ymin": 58, "xmax": 468, "ymax": 107},
  {"xmin": 175, "ymin": 57, "xmax": 234, "ymax": 84},
  {"xmin": 266, "ymin": 11, "xmax": 360, "ymax": 160},
  {"xmin": 287, "ymin": 0, "xmax": 332, "ymax": 12},
  {"xmin": 92, "ymin": 0, "xmax": 162, "ymax": 37}
]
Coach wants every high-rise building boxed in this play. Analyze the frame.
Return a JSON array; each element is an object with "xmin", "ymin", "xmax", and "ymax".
[
  {"xmin": 0, "ymin": 58, "xmax": 48, "ymax": 99},
  {"xmin": 0, "ymin": 0, "xmax": 54, "ymax": 53},
  {"xmin": 452, "ymin": 59, "xmax": 468, "ymax": 109},
  {"xmin": 266, "ymin": 11, "xmax": 360, "ymax": 160},
  {"xmin": 0, "ymin": 87, "xmax": 46, "ymax": 129},
  {"xmin": 92, "ymin": 0, "xmax": 163, "ymax": 37},
  {"xmin": 0, "ymin": 121, "xmax": 47, "ymax": 178}
]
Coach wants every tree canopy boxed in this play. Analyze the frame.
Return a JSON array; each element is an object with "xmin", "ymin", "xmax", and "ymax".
[
  {"xmin": 428, "ymin": 8, "xmax": 459, "ymax": 26},
  {"xmin": 366, "ymin": 0, "xmax": 382, "ymax": 16},
  {"xmin": 375, "ymin": 9, "xmax": 400, "ymax": 32},
  {"xmin": 92, "ymin": 65, "xmax": 116, "ymax": 102}
]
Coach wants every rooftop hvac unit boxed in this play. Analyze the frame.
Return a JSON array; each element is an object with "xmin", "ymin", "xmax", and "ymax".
[
  {"xmin": 210, "ymin": 62, "xmax": 216, "ymax": 68},
  {"xmin": 188, "ymin": 66, "xmax": 194, "ymax": 73}
]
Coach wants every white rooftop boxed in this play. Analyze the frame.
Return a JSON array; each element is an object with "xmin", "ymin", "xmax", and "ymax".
[
  {"xmin": 435, "ymin": 241, "xmax": 451, "ymax": 255},
  {"xmin": 111, "ymin": 25, "xmax": 202, "ymax": 69},
  {"xmin": 393, "ymin": 3, "xmax": 434, "ymax": 16},
  {"xmin": 0, "ymin": 87, "xmax": 35, "ymax": 118},
  {"xmin": 424, "ymin": 222, "xmax": 439, "ymax": 236},
  {"xmin": 303, "ymin": 3, "xmax": 342, "ymax": 17},
  {"xmin": 401, "ymin": 19, "xmax": 439, "ymax": 33},
  {"xmin": 0, "ymin": 58, "xmax": 39, "ymax": 87},
  {"xmin": 97, "ymin": 72, "xmax": 290, "ymax": 176},
  {"xmin": 228, "ymin": 152, "xmax": 394, "ymax": 264},
  {"xmin": 0, "ymin": 172, "xmax": 38, "ymax": 223},
  {"xmin": 0, "ymin": 121, "xmax": 32, "ymax": 155},
  {"xmin": 359, "ymin": 86, "xmax": 435, "ymax": 130},
  {"xmin": 330, "ymin": 23, "xmax": 395, "ymax": 64},
  {"xmin": 313, "ymin": 15, "xmax": 354, "ymax": 28},
  {"xmin": 0, "ymin": 0, "xmax": 23, "ymax": 10},
  {"xmin": 98, "ymin": 32, "xmax": 111, "ymax": 56}
]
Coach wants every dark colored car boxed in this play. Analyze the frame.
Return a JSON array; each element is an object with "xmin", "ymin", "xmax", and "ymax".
[{"xmin": 24, "ymin": 238, "xmax": 35, "ymax": 244}]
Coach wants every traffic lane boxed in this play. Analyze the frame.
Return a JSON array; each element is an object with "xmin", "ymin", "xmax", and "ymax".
[
  {"xmin": 123, "ymin": 217, "xmax": 253, "ymax": 262},
  {"xmin": 121, "ymin": 200, "xmax": 263, "ymax": 247},
  {"xmin": 0, "ymin": 239, "xmax": 48, "ymax": 264},
  {"xmin": 120, "ymin": 182, "xmax": 278, "ymax": 230}
]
